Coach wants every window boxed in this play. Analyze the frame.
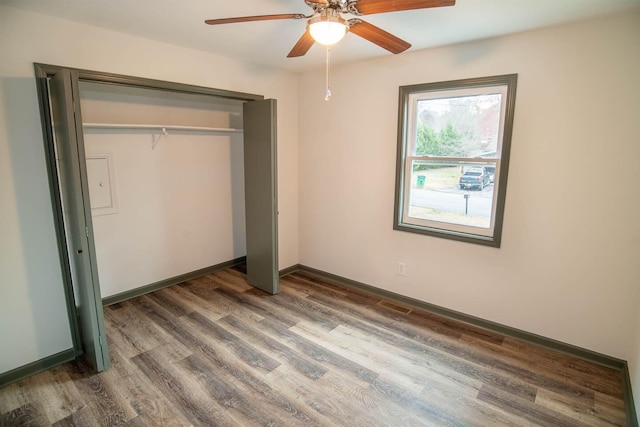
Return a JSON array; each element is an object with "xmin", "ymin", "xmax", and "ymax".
[{"xmin": 394, "ymin": 75, "xmax": 517, "ymax": 247}]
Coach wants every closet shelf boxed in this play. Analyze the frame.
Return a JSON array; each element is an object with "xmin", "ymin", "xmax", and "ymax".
[{"xmin": 83, "ymin": 123, "xmax": 242, "ymax": 133}]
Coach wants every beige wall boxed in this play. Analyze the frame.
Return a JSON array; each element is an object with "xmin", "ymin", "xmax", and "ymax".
[
  {"xmin": 0, "ymin": 5, "xmax": 299, "ymax": 373},
  {"xmin": 299, "ymin": 12, "xmax": 640, "ymax": 361}
]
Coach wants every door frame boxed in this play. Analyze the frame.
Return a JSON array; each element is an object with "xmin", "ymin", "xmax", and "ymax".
[
  {"xmin": 48, "ymin": 69, "xmax": 110, "ymax": 370},
  {"xmin": 34, "ymin": 63, "xmax": 270, "ymax": 359}
]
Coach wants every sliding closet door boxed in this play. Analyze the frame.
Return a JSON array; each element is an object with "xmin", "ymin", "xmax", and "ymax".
[
  {"xmin": 243, "ymin": 99, "xmax": 279, "ymax": 294},
  {"xmin": 49, "ymin": 69, "xmax": 109, "ymax": 371}
]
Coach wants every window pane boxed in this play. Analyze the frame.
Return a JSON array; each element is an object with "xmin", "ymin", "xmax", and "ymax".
[
  {"xmin": 408, "ymin": 161, "xmax": 496, "ymax": 229},
  {"xmin": 395, "ymin": 74, "xmax": 517, "ymax": 246},
  {"xmin": 414, "ymin": 93, "xmax": 502, "ymax": 157}
]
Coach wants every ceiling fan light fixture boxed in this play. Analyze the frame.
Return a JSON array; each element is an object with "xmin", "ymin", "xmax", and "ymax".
[{"xmin": 308, "ymin": 14, "xmax": 348, "ymax": 46}]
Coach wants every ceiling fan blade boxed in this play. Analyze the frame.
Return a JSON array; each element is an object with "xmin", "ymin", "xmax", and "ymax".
[
  {"xmin": 287, "ymin": 30, "xmax": 315, "ymax": 58},
  {"xmin": 205, "ymin": 13, "xmax": 306, "ymax": 25},
  {"xmin": 353, "ymin": 0, "xmax": 455, "ymax": 15},
  {"xmin": 348, "ymin": 20, "xmax": 411, "ymax": 54}
]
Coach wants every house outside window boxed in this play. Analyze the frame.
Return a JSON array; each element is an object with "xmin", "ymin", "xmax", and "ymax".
[{"xmin": 394, "ymin": 74, "xmax": 518, "ymax": 247}]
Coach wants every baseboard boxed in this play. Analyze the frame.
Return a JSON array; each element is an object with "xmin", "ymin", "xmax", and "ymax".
[
  {"xmin": 0, "ymin": 349, "xmax": 75, "ymax": 389},
  {"xmin": 279, "ymin": 264, "xmax": 300, "ymax": 277},
  {"xmin": 292, "ymin": 264, "xmax": 638, "ymax": 426},
  {"xmin": 621, "ymin": 362, "xmax": 639, "ymax": 427},
  {"xmin": 102, "ymin": 256, "xmax": 247, "ymax": 306}
]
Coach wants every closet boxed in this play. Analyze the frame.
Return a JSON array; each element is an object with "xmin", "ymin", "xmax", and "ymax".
[
  {"xmin": 35, "ymin": 64, "xmax": 279, "ymax": 374},
  {"xmin": 80, "ymin": 82, "xmax": 246, "ymax": 299}
]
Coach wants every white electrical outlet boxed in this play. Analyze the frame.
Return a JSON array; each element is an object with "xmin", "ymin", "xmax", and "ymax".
[{"xmin": 397, "ymin": 262, "xmax": 407, "ymax": 276}]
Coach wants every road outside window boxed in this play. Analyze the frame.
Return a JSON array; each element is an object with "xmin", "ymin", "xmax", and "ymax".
[{"xmin": 394, "ymin": 75, "xmax": 518, "ymax": 247}]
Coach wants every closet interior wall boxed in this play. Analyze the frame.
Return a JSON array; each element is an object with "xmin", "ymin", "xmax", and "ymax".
[{"xmin": 78, "ymin": 82, "xmax": 246, "ymax": 298}]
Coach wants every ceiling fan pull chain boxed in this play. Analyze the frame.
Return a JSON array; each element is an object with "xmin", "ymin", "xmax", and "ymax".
[{"xmin": 325, "ymin": 45, "xmax": 332, "ymax": 101}]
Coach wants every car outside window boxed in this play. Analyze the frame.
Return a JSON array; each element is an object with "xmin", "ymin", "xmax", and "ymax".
[{"xmin": 394, "ymin": 74, "xmax": 518, "ymax": 247}]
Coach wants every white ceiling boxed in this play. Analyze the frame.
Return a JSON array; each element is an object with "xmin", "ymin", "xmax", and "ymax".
[{"xmin": 3, "ymin": 0, "xmax": 640, "ymax": 72}]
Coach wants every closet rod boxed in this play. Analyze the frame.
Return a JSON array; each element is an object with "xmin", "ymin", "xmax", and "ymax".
[{"xmin": 83, "ymin": 123, "xmax": 242, "ymax": 133}]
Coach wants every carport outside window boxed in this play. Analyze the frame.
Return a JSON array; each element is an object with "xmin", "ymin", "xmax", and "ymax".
[{"xmin": 394, "ymin": 75, "xmax": 517, "ymax": 247}]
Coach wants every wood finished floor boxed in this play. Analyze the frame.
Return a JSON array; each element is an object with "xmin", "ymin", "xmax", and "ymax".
[{"xmin": 0, "ymin": 267, "xmax": 628, "ymax": 426}]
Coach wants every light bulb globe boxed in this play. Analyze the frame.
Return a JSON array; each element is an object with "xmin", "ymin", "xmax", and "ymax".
[{"xmin": 308, "ymin": 16, "xmax": 347, "ymax": 46}]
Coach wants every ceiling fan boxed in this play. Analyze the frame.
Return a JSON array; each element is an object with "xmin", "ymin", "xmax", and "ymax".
[{"xmin": 205, "ymin": 0, "xmax": 456, "ymax": 58}]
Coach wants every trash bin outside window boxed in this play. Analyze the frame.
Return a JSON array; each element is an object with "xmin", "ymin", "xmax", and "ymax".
[{"xmin": 417, "ymin": 175, "xmax": 426, "ymax": 188}]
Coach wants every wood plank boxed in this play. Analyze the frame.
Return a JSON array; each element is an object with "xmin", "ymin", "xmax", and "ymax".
[
  {"xmin": 51, "ymin": 406, "xmax": 96, "ymax": 427},
  {"xmin": 0, "ymin": 382, "xmax": 28, "ymax": 415},
  {"xmin": 103, "ymin": 302, "xmax": 174, "ymax": 359},
  {"xmin": 535, "ymin": 388, "xmax": 624, "ymax": 426},
  {"xmin": 146, "ymin": 288, "xmax": 193, "ymax": 318},
  {"xmin": 503, "ymin": 337, "xmax": 623, "ymax": 386},
  {"xmin": 0, "ymin": 402, "xmax": 49, "ymax": 426},
  {"xmin": 158, "ymin": 285, "xmax": 224, "ymax": 323},
  {"xmin": 99, "ymin": 341, "xmax": 191, "ymax": 426},
  {"xmin": 131, "ymin": 294, "xmax": 323, "ymax": 425},
  {"xmin": 258, "ymin": 315, "xmax": 380, "ymax": 385},
  {"xmin": 21, "ymin": 367, "xmax": 84, "ymax": 424},
  {"xmin": 65, "ymin": 360, "xmax": 137, "ymax": 425},
  {"xmin": 0, "ymin": 267, "xmax": 628, "ymax": 425},
  {"xmin": 179, "ymin": 280, "xmax": 264, "ymax": 323},
  {"xmin": 131, "ymin": 350, "xmax": 239, "ymax": 426},
  {"xmin": 268, "ymin": 365, "xmax": 428, "ymax": 427},
  {"xmin": 478, "ymin": 384, "xmax": 593, "ymax": 427},
  {"xmin": 289, "ymin": 275, "xmax": 462, "ymax": 339},
  {"xmin": 218, "ymin": 314, "xmax": 328, "ymax": 380},
  {"xmin": 211, "ymin": 269, "xmax": 254, "ymax": 292},
  {"xmin": 177, "ymin": 354, "xmax": 294, "ymax": 426},
  {"xmin": 284, "ymin": 279, "xmax": 600, "ymax": 404},
  {"xmin": 370, "ymin": 376, "xmax": 471, "ymax": 426},
  {"xmin": 212, "ymin": 284, "xmax": 299, "ymax": 327},
  {"xmin": 297, "ymin": 322, "xmax": 481, "ymax": 396},
  {"xmin": 282, "ymin": 284, "xmax": 539, "ymax": 401},
  {"xmin": 294, "ymin": 272, "xmax": 508, "ymax": 345},
  {"xmin": 182, "ymin": 311, "xmax": 281, "ymax": 373},
  {"xmin": 460, "ymin": 333, "xmax": 615, "ymax": 402}
]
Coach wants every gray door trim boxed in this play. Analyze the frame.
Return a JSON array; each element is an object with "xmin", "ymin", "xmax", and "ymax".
[
  {"xmin": 34, "ymin": 63, "xmax": 277, "ymax": 362},
  {"xmin": 34, "ymin": 65, "xmax": 82, "ymax": 356},
  {"xmin": 34, "ymin": 63, "xmax": 264, "ymax": 102},
  {"xmin": 48, "ymin": 69, "xmax": 109, "ymax": 371},
  {"xmin": 243, "ymin": 99, "xmax": 279, "ymax": 294}
]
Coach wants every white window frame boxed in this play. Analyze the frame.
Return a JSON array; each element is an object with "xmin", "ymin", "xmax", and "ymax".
[{"xmin": 394, "ymin": 75, "xmax": 518, "ymax": 247}]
